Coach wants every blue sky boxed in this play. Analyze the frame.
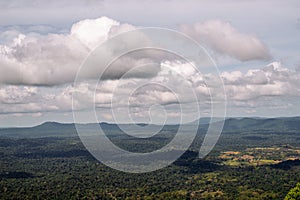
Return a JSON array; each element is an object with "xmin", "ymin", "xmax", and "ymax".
[{"xmin": 0, "ymin": 0, "xmax": 299, "ymax": 127}]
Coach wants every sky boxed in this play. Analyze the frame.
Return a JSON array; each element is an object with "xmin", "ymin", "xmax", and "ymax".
[{"xmin": 0, "ymin": 0, "xmax": 299, "ymax": 127}]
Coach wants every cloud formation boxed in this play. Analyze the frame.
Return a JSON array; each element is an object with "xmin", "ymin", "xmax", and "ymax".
[
  {"xmin": 0, "ymin": 16, "xmax": 163, "ymax": 86},
  {"xmin": 0, "ymin": 60, "xmax": 211, "ymax": 123},
  {"xmin": 0, "ymin": 17, "xmax": 274, "ymax": 87},
  {"xmin": 1, "ymin": 60, "xmax": 298, "ymax": 120},
  {"xmin": 0, "ymin": 16, "xmax": 299, "ymax": 124},
  {"xmin": 180, "ymin": 19, "xmax": 271, "ymax": 61},
  {"xmin": 222, "ymin": 62, "xmax": 300, "ymax": 101}
]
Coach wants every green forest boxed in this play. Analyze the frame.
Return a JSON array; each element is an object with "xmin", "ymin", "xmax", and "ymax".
[{"xmin": 0, "ymin": 117, "xmax": 300, "ymax": 199}]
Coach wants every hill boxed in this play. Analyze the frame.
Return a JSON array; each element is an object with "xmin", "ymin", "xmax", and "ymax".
[{"xmin": 0, "ymin": 117, "xmax": 299, "ymax": 138}]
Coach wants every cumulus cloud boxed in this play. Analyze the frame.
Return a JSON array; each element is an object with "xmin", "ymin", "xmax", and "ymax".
[
  {"xmin": 70, "ymin": 17, "xmax": 120, "ymax": 49},
  {"xmin": 3, "ymin": 16, "xmax": 276, "ymax": 87},
  {"xmin": 0, "ymin": 86, "xmax": 37, "ymax": 104},
  {"xmin": 179, "ymin": 19, "xmax": 271, "ymax": 61},
  {"xmin": 0, "ymin": 16, "xmax": 298, "ymax": 121},
  {"xmin": 221, "ymin": 62, "xmax": 300, "ymax": 101},
  {"xmin": 0, "ymin": 59, "xmax": 299, "ymax": 121},
  {"xmin": 0, "ymin": 17, "xmax": 273, "ymax": 87},
  {"xmin": 0, "ymin": 16, "xmax": 164, "ymax": 86},
  {"xmin": 0, "ymin": 59, "xmax": 210, "ymax": 123}
]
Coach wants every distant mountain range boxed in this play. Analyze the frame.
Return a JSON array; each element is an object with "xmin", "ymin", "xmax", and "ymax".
[
  {"xmin": 0, "ymin": 117, "xmax": 299, "ymax": 138},
  {"xmin": 221, "ymin": 116, "xmax": 300, "ymax": 133}
]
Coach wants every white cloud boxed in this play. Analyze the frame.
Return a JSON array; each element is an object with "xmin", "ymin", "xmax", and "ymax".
[
  {"xmin": 0, "ymin": 17, "xmax": 273, "ymax": 87},
  {"xmin": 179, "ymin": 19, "xmax": 271, "ymax": 61},
  {"xmin": 70, "ymin": 16, "xmax": 120, "ymax": 49},
  {"xmin": 0, "ymin": 30, "xmax": 87, "ymax": 85},
  {"xmin": 0, "ymin": 85, "xmax": 37, "ymax": 104},
  {"xmin": 0, "ymin": 60, "xmax": 299, "ymax": 121},
  {"xmin": 0, "ymin": 15, "xmax": 298, "ymax": 122},
  {"xmin": 0, "ymin": 16, "xmax": 166, "ymax": 86},
  {"xmin": 222, "ymin": 62, "xmax": 300, "ymax": 101}
]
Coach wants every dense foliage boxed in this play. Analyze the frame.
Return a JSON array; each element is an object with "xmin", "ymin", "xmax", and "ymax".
[
  {"xmin": 285, "ymin": 183, "xmax": 300, "ymax": 200},
  {"xmin": 0, "ymin": 118, "xmax": 300, "ymax": 199}
]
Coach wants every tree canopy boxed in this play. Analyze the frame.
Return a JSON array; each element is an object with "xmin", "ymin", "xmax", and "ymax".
[{"xmin": 285, "ymin": 183, "xmax": 300, "ymax": 200}]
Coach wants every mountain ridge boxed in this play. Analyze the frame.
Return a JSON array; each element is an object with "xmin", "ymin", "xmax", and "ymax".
[{"xmin": 0, "ymin": 116, "xmax": 299, "ymax": 138}]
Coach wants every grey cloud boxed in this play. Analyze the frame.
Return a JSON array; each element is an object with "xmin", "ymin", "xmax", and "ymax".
[
  {"xmin": 179, "ymin": 19, "xmax": 272, "ymax": 61},
  {"xmin": 0, "ymin": 17, "xmax": 164, "ymax": 86},
  {"xmin": 0, "ymin": 60, "xmax": 299, "ymax": 122}
]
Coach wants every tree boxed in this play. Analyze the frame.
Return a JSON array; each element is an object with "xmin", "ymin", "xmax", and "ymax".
[{"xmin": 285, "ymin": 183, "xmax": 300, "ymax": 200}]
